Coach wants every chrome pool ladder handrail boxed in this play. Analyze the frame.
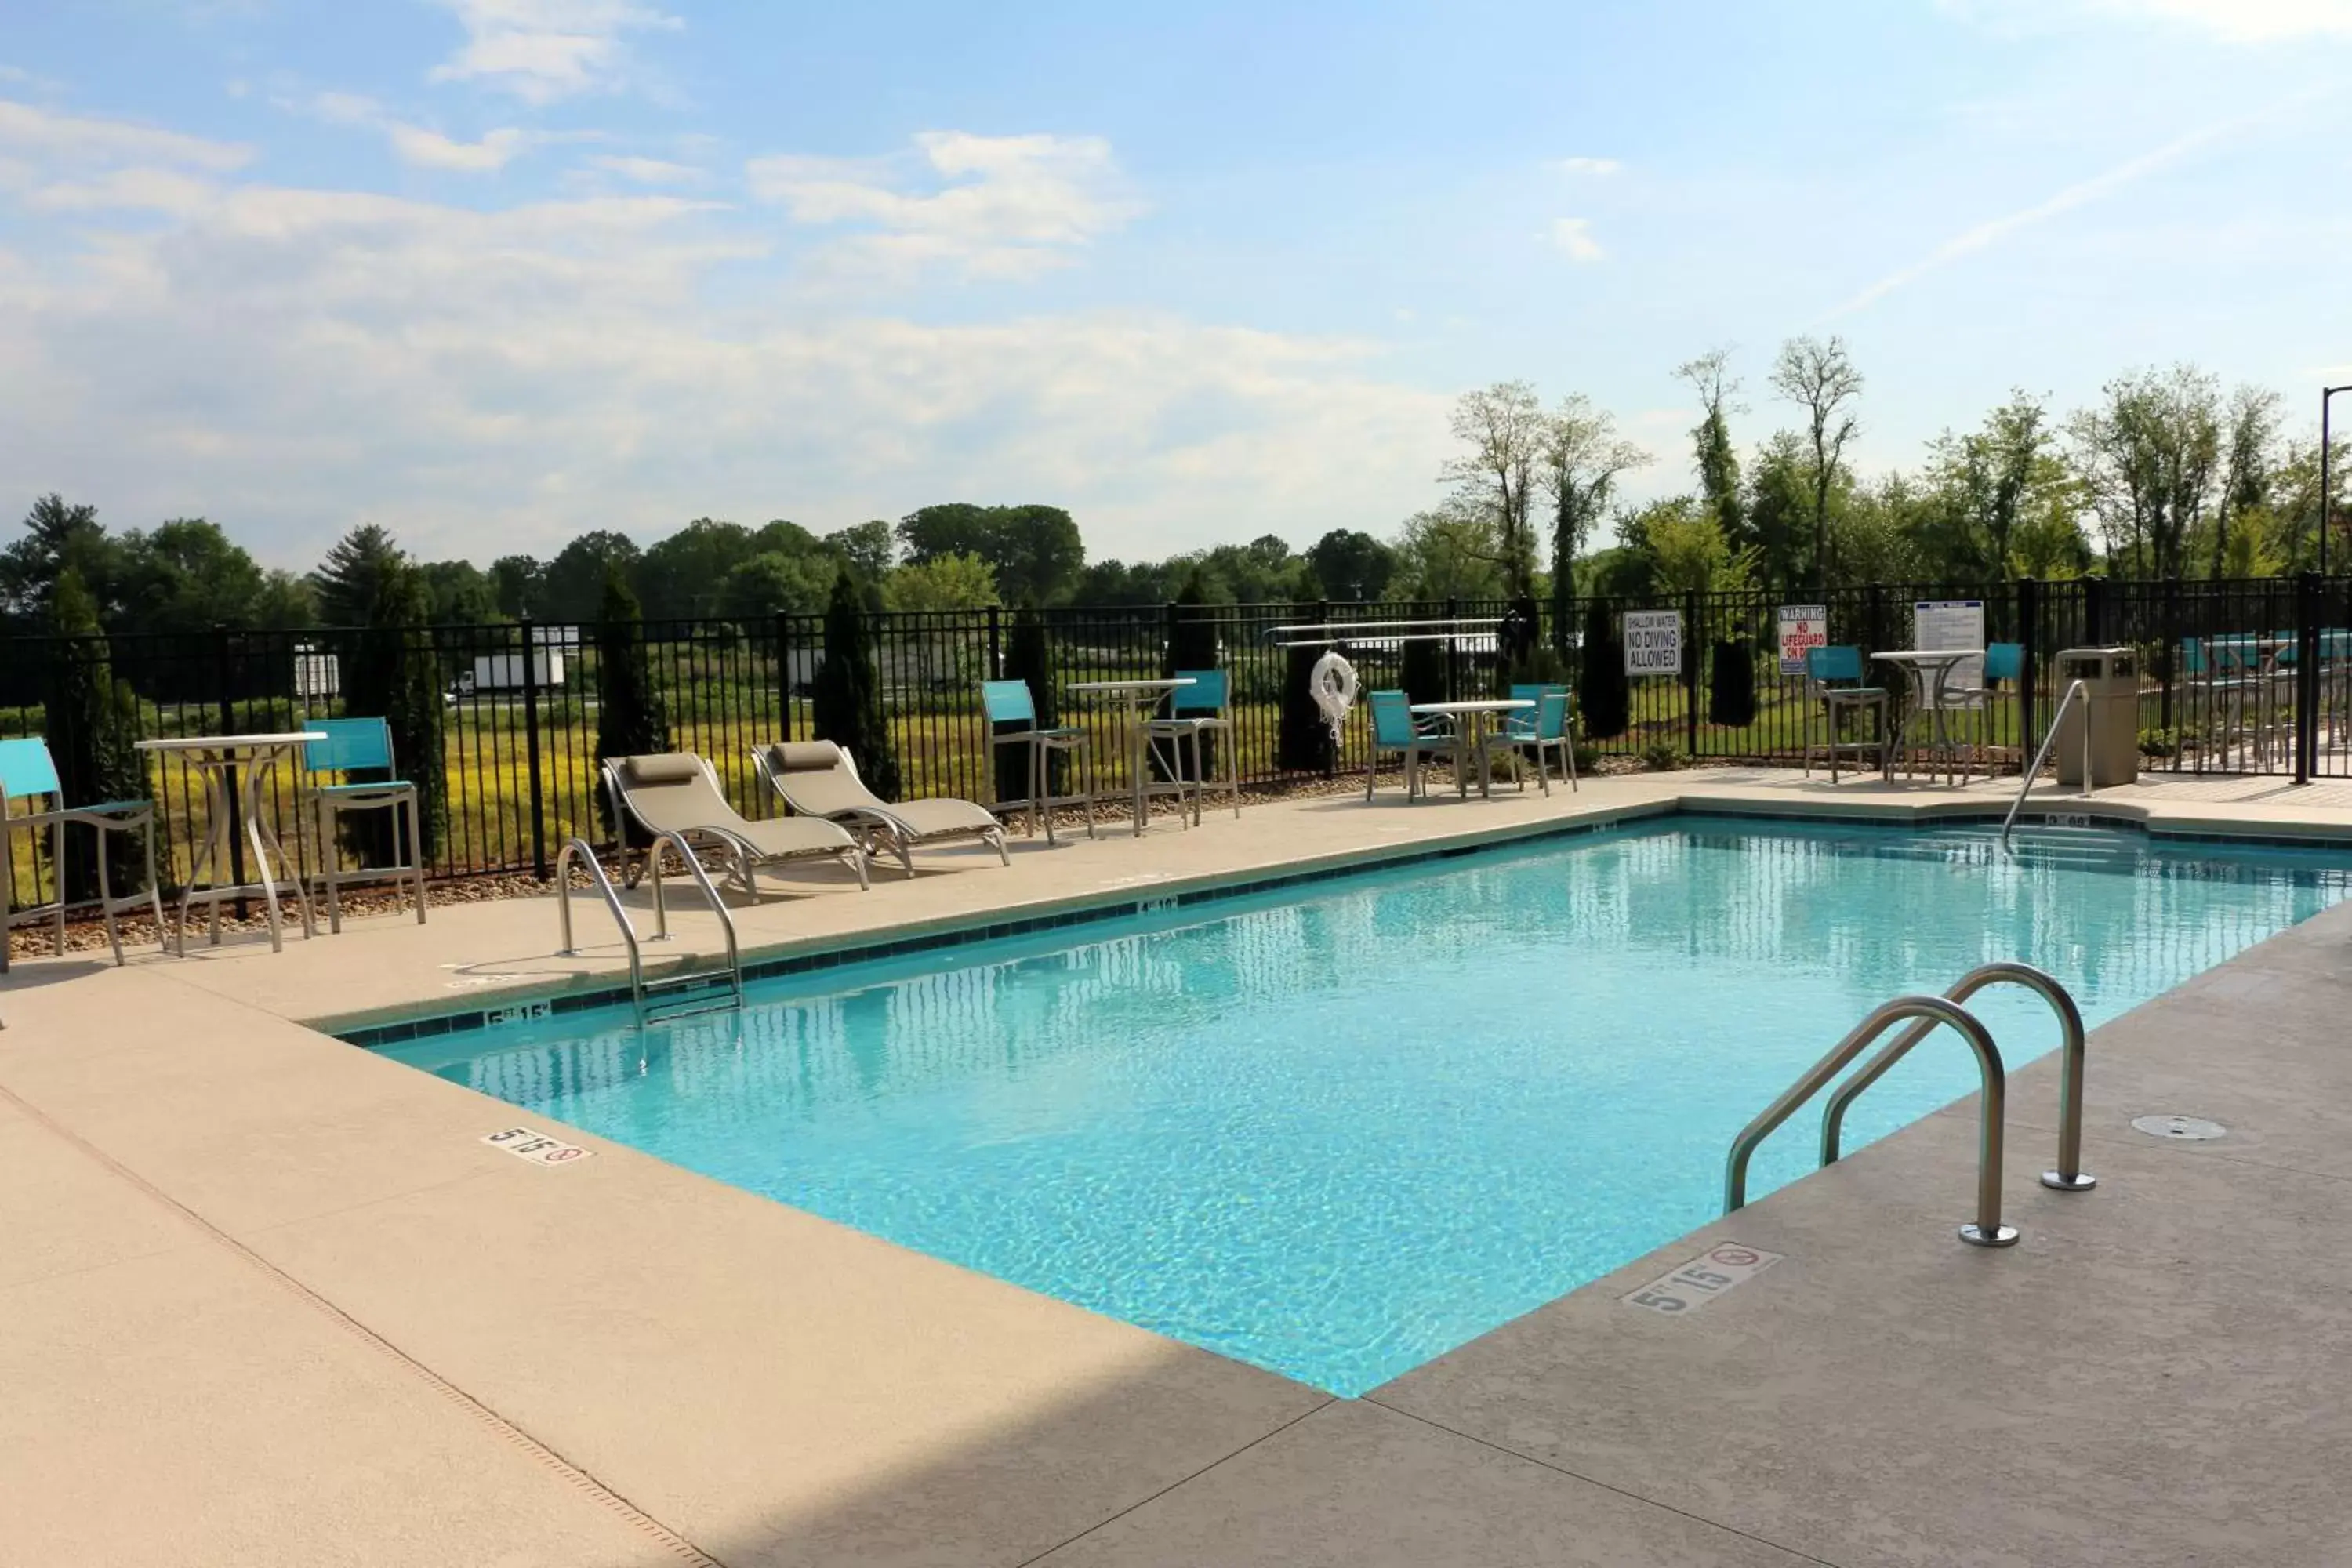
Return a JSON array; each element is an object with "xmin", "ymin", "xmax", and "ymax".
[
  {"xmin": 1725, "ymin": 994, "xmax": 2018, "ymax": 1247},
  {"xmin": 1820, "ymin": 961, "xmax": 2095, "ymax": 1194},
  {"xmin": 2002, "ymin": 678, "xmax": 2091, "ymax": 844},
  {"xmin": 554, "ymin": 833, "xmax": 742, "ymax": 1018}
]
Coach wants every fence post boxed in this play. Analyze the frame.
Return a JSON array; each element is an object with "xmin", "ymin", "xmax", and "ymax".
[
  {"xmin": 1443, "ymin": 597, "xmax": 1460, "ymax": 701},
  {"xmin": 520, "ymin": 618, "xmax": 547, "ymax": 880},
  {"xmin": 774, "ymin": 611, "xmax": 793, "ymax": 742},
  {"xmin": 1316, "ymin": 598, "xmax": 1334, "ymax": 778},
  {"xmin": 2016, "ymin": 577, "xmax": 2040, "ymax": 764},
  {"xmin": 212, "ymin": 622, "xmax": 249, "ymax": 917},
  {"xmin": 2084, "ymin": 575, "xmax": 2109, "ymax": 645},
  {"xmin": 987, "ymin": 603, "xmax": 1003, "ymax": 681},
  {"xmin": 1683, "ymin": 589, "xmax": 1701, "ymax": 757},
  {"xmin": 2296, "ymin": 571, "xmax": 2321, "ymax": 786}
]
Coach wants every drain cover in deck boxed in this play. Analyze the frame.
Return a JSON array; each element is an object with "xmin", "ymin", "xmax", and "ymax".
[{"xmin": 2131, "ymin": 1114, "xmax": 2227, "ymax": 1142}]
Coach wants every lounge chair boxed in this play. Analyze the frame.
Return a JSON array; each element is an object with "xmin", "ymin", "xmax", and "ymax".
[
  {"xmin": 601, "ymin": 752, "xmax": 868, "ymax": 894},
  {"xmin": 752, "ymin": 741, "xmax": 1008, "ymax": 876}
]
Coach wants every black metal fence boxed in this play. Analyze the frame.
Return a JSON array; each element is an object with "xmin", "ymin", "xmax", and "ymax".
[{"xmin": 6, "ymin": 577, "xmax": 2350, "ymax": 898}]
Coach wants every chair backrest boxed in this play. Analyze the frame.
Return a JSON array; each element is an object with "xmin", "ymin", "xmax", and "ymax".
[
  {"xmin": 1508, "ymin": 682, "xmax": 1566, "ymax": 709},
  {"xmin": 2179, "ymin": 637, "xmax": 2208, "ymax": 676},
  {"xmin": 0, "ymin": 736, "xmax": 62, "ymax": 804},
  {"xmin": 981, "ymin": 679, "xmax": 1036, "ymax": 726},
  {"xmin": 1533, "ymin": 688, "xmax": 1570, "ymax": 741},
  {"xmin": 755, "ymin": 741, "xmax": 883, "ymax": 817},
  {"xmin": 606, "ymin": 752, "xmax": 745, "ymax": 836},
  {"xmin": 1171, "ymin": 669, "xmax": 1227, "ymax": 715},
  {"xmin": 1983, "ymin": 642, "xmax": 2023, "ymax": 683},
  {"xmin": 1807, "ymin": 645, "xmax": 1864, "ymax": 684},
  {"xmin": 1368, "ymin": 689, "xmax": 1417, "ymax": 748},
  {"xmin": 304, "ymin": 717, "xmax": 395, "ymax": 775}
]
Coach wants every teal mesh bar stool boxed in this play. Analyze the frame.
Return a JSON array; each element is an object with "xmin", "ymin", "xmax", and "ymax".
[
  {"xmin": 303, "ymin": 718, "xmax": 426, "ymax": 933},
  {"xmin": 1803, "ymin": 646, "xmax": 1891, "ymax": 783},
  {"xmin": 980, "ymin": 679, "xmax": 1094, "ymax": 844},
  {"xmin": 0, "ymin": 736, "xmax": 165, "ymax": 971},
  {"xmin": 1143, "ymin": 669, "xmax": 1240, "ymax": 825}
]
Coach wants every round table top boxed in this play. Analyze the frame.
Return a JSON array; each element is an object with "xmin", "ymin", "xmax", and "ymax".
[
  {"xmin": 1410, "ymin": 699, "xmax": 1533, "ymax": 713},
  {"xmin": 1871, "ymin": 649, "xmax": 1978, "ymax": 662},
  {"xmin": 136, "ymin": 731, "xmax": 325, "ymax": 753},
  {"xmin": 1067, "ymin": 677, "xmax": 1197, "ymax": 694}
]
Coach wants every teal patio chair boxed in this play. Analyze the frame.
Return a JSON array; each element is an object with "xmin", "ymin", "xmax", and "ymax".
[
  {"xmin": 303, "ymin": 718, "xmax": 426, "ymax": 934},
  {"xmin": 1365, "ymin": 689, "xmax": 1458, "ymax": 802},
  {"xmin": 1501, "ymin": 688, "xmax": 1577, "ymax": 796},
  {"xmin": 0, "ymin": 736, "xmax": 165, "ymax": 971},
  {"xmin": 981, "ymin": 679, "xmax": 1094, "ymax": 844},
  {"xmin": 1143, "ymin": 668, "xmax": 1240, "ymax": 825},
  {"xmin": 1802, "ymin": 646, "xmax": 1891, "ymax": 783},
  {"xmin": 1500, "ymin": 682, "xmax": 1566, "ymax": 739}
]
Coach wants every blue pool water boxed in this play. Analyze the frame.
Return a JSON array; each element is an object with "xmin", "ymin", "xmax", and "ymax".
[{"xmin": 379, "ymin": 818, "xmax": 2352, "ymax": 1395}]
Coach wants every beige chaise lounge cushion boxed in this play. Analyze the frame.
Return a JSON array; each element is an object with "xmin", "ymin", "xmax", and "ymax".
[
  {"xmin": 615, "ymin": 753, "xmax": 857, "ymax": 858},
  {"xmin": 755, "ymin": 742, "xmax": 1000, "ymax": 839}
]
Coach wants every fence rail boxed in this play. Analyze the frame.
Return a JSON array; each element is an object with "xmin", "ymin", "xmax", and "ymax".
[{"xmin": 6, "ymin": 575, "xmax": 2351, "ymax": 902}]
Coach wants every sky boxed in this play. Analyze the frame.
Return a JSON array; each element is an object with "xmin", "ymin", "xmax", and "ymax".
[{"xmin": 1, "ymin": 0, "xmax": 2348, "ymax": 570}]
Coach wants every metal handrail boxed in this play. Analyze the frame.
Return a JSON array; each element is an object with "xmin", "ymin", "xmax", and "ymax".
[
  {"xmin": 2002, "ymin": 678, "xmax": 2092, "ymax": 843},
  {"xmin": 1725, "ymin": 995, "xmax": 2017, "ymax": 1247},
  {"xmin": 554, "ymin": 837, "xmax": 644, "ymax": 1004},
  {"xmin": 1820, "ymin": 961, "xmax": 2095, "ymax": 1194},
  {"xmin": 643, "ymin": 829, "xmax": 744, "ymax": 1008}
]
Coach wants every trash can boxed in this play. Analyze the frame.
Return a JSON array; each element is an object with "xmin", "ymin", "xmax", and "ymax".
[{"xmin": 2053, "ymin": 646, "xmax": 2139, "ymax": 786}]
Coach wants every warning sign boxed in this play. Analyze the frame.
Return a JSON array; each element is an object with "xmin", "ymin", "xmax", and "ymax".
[
  {"xmin": 1777, "ymin": 604, "xmax": 1828, "ymax": 677},
  {"xmin": 1623, "ymin": 610, "xmax": 1683, "ymax": 677}
]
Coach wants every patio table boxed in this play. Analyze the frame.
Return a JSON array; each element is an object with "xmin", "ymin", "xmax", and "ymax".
[
  {"xmin": 1873, "ymin": 650, "xmax": 1978, "ymax": 786},
  {"xmin": 136, "ymin": 731, "xmax": 323, "ymax": 955},
  {"xmin": 1067, "ymin": 678, "xmax": 1196, "ymax": 837},
  {"xmin": 1408, "ymin": 699, "xmax": 1532, "ymax": 799}
]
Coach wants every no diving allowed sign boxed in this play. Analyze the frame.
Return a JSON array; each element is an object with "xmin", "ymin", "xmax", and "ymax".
[{"xmin": 1623, "ymin": 610, "xmax": 1682, "ymax": 677}]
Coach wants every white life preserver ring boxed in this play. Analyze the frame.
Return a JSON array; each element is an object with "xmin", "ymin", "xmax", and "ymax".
[{"xmin": 1309, "ymin": 651, "xmax": 1359, "ymax": 742}]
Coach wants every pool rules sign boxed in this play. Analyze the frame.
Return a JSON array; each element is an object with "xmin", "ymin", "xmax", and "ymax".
[{"xmin": 1623, "ymin": 610, "xmax": 1682, "ymax": 676}]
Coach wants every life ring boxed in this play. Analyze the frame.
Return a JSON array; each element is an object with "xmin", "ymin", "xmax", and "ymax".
[{"xmin": 1309, "ymin": 652, "xmax": 1359, "ymax": 742}]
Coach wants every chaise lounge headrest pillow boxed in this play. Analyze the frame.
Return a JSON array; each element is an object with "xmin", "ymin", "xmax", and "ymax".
[
  {"xmin": 625, "ymin": 753, "xmax": 703, "ymax": 784},
  {"xmin": 771, "ymin": 742, "xmax": 844, "ymax": 773}
]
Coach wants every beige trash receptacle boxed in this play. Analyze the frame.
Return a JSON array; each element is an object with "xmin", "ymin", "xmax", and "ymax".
[{"xmin": 2053, "ymin": 646, "xmax": 2139, "ymax": 787}]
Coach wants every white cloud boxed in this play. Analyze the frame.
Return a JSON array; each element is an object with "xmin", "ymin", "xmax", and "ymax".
[
  {"xmin": 0, "ymin": 97, "xmax": 251, "ymax": 171},
  {"xmin": 1944, "ymin": 0, "xmax": 2352, "ymax": 38},
  {"xmin": 304, "ymin": 92, "xmax": 536, "ymax": 172},
  {"xmin": 0, "ymin": 104, "xmax": 1446, "ymax": 566},
  {"xmin": 1826, "ymin": 119, "xmax": 2240, "ymax": 317},
  {"xmin": 1554, "ymin": 157, "xmax": 1623, "ymax": 176},
  {"xmin": 428, "ymin": 0, "xmax": 681, "ymax": 104},
  {"xmin": 1550, "ymin": 217, "xmax": 1605, "ymax": 262},
  {"xmin": 749, "ymin": 131, "xmax": 1142, "ymax": 280},
  {"xmin": 586, "ymin": 153, "xmax": 704, "ymax": 185}
]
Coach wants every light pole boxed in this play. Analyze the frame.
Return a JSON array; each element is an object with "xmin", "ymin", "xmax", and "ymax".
[{"xmin": 2325, "ymin": 385, "xmax": 2351, "ymax": 578}]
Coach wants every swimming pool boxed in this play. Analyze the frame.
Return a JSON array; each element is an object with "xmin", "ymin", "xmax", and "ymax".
[{"xmin": 377, "ymin": 816, "xmax": 2352, "ymax": 1395}]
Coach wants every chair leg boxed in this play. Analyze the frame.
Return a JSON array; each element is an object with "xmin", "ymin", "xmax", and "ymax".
[
  {"xmin": 321, "ymin": 798, "xmax": 343, "ymax": 935},
  {"xmin": 94, "ymin": 822, "xmax": 124, "ymax": 967},
  {"xmin": 989, "ymin": 826, "xmax": 1010, "ymax": 866},
  {"xmin": 1365, "ymin": 750, "xmax": 1377, "ymax": 802},
  {"xmin": 1033, "ymin": 742, "xmax": 1054, "ymax": 846},
  {"xmin": 407, "ymin": 790, "xmax": 427, "ymax": 924},
  {"xmin": 50, "ymin": 818, "xmax": 66, "ymax": 957},
  {"xmin": 1082, "ymin": 745, "xmax": 1098, "ymax": 839},
  {"xmin": 143, "ymin": 815, "xmax": 165, "ymax": 954}
]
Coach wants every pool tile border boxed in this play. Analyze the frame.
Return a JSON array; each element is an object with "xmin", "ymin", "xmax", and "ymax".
[{"xmin": 331, "ymin": 803, "xmax": 2352, "ymax": 1050}]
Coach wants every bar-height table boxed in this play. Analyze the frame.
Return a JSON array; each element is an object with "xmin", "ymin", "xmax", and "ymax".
[
  {"xmin": 1408, "ymin": 698, "xmax": 1532, "ymax": 798},
  {"xmin": 1067, "ymin": 677, "xmax": 1194, "ymax": 837},
  {"xmin": 1872, "ymin": 649, "xmax": 1979, "ymax": 785},
  {"xmin": 137, "ymin": 731, "xmax": 323, "ymax": 954}
]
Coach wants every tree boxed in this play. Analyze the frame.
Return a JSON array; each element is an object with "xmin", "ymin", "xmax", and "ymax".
[
  {"xmin": 1639, "ymin": 499, "xmax": 1758, "ymax": 595},
  {"xmin": 489, "ymin": 555, "xmax": 543, "ymax": 619},
  {"xmin": 2212, "ymin": 385, "xmax": 2281, "ymax": 577},
  {"xmin": 41, "ymin": 568, "xmax": 149, "ymax": 902},
  {"xmin": 338, "ymin": 561, "xmax": 447, "ymax": 864},
  {"xmin": 718, "ymin": 551, "xmax": 833, "ymax": 621},
  {"xmin": 811, "ymin": 570, "xmax": 900, "ymax": 801},
  {"xmin": 309, "ymin": 524, "xmax": 406, "ymax": 626},
  {"xmin": 1392, "ymin": 499, "xmax": 1509, "ymax": 600},
  {"xmin": 1921, "ymin": 391, "xmax": 2054, "ymax": 581},
  {"xmin": 1539, "ymin": 394, "xmax": 1650, "ymax": 644},
  {"xmin": 591, "ymin": 564, "xmax": 670, "ymax": 843},
  {"xmin": 1577, "ymin": 599, "xmax": 1629, "ymax": 740},
  {"xmin": 1159, "ymin": 572, "xmax": 1220, "ymax": 783},
  {"xmin": 882, "ymin": 552, "xmax": 999, "ymax": 612},
  {"xmin": 416, "ymin": 559, "xmax": 499, "ymax": 624},
  {"xmin": 2067, "ymin": 366, "xmax": 2221, "ymax": 582},
  {"xmin": 543, "ymin": 530, "xmax": 641, "ymax": 624},
  {"xmin": 1276, "ymin": 625, "xmax": 1334, "ymax": 775},
  {"xmin": 3, "ymin": 494, "xmax": 117, "ymax": 626},
  {"xmin": 994, "ymin": 598, "xmax": 1062, "ymax": 801},
  {"xmin": 1769, "ymin": 336, "xmax": 1864, "ymax": 590},
  {"xmin": 898, "ymin": 503, "xmax": 1084, "ymax": 604},
  {"xmin": 636, "ymin": 518, "xmax": 756, "ymax": 620},
  {"xmin": 113, "ymin": 518, "xmax": 281, "ymax": 633},
  {"xmin": 1441, "ymin": 380, "xmax": 1545, "ymax": 597},
  {"xmin": 1676, "ymin": 349, "xmax": 1745, "ymax": 549},
  {"xmin": 1305, "ymin": 529, "xmax": 1396, "ymax": 601},
  {"xmin": 824, "ymin": 520, "xmax": 895, "ymax": 582}
]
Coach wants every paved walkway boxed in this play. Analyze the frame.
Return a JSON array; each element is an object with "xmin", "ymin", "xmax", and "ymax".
[{"xmin": 4, "ymin": 768, "xmax": 2351, "ymax": 1564}]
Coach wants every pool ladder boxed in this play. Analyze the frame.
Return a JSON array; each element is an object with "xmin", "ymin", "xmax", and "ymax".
[
  {"xmin": 1724, "ymin": 962, "xmax": 2096, "ymax": 1247},
  {"xmin": 2002, "ymin": 679, "xmax": 2092, "ymax": 844},
  {"xmin": 555, "ymin": 834, "xmax": 745, "ymax": 1022}
]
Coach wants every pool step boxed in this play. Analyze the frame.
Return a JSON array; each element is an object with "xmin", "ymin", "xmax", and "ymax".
[{"xmin": 640, "ymin": 968, "xmax": 742, "ymax": 1023}]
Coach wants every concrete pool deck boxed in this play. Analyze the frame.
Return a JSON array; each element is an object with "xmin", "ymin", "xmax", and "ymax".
[{"xmin": 4, "ymin": 765, "xmax": 2351, "ymax": 1564}]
